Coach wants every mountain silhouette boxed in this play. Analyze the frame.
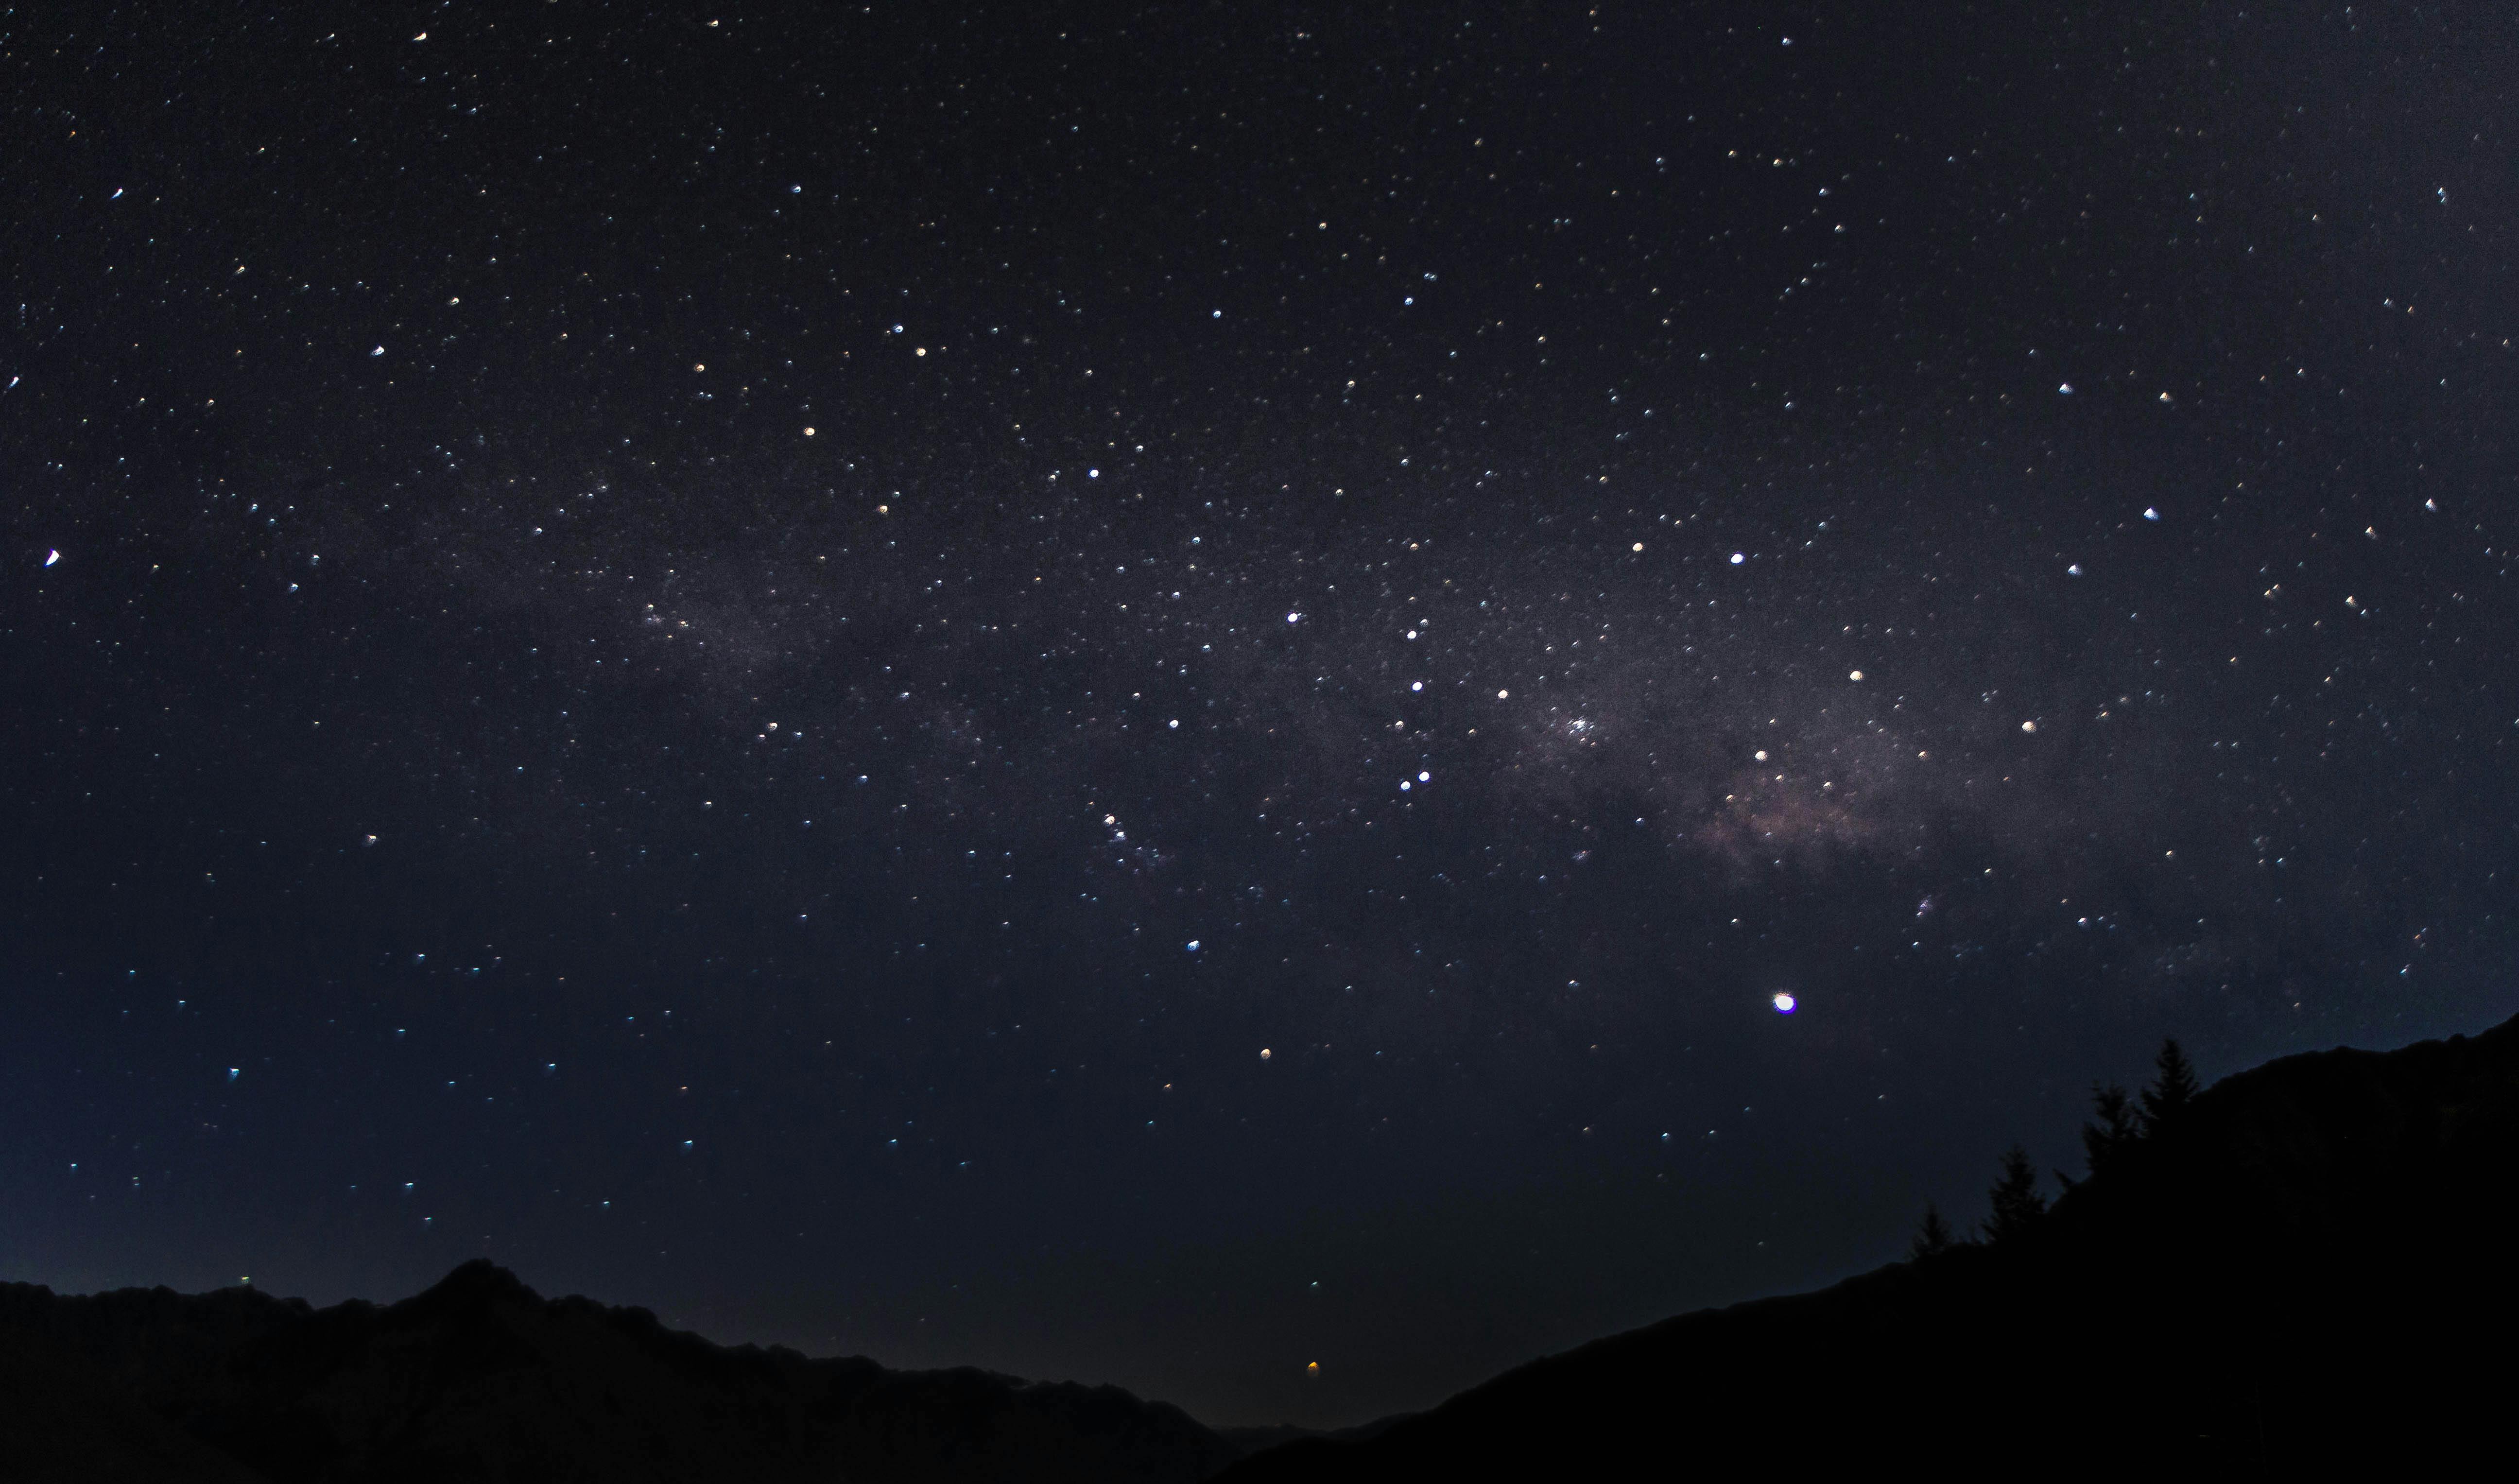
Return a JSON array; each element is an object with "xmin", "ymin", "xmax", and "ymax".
[
  {"xmin": 10, "ymin": 1015, "xmax": 2514, "ymax": 1479},
  {"xmin": 1223, "ymin": 1015, "xmax": 2519, "ymax": 1476},
  {"xmin": 0, "ymin": 1260, "xmax": 1234, "ymax": 1483}
]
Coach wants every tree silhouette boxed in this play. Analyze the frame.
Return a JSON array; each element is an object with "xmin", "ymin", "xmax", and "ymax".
[
  {"xmin": 2081, "ymin": 1082, "xmax": 2142, "ymax": 1178},
  {"xmin": 1910, "ymin": 1203, "xmax": 1957, "ymax": 1259},
  {"xmin": 1983, "ymin": 1145, "xmax": 2048, "ymax": 1242},
  {"xmin": 2142, "ymin": 1039, "xmax": 2201, "ymax": 1128}
]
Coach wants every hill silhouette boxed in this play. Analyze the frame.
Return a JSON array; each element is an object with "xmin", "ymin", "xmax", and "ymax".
[
  {"xmin": 9, "ymin": 1016, "xmax": 2514, "ymax": 1479},
  {"xmin": 0, "ymin": 1260, "xmax": 1234, "ymax": 1483},
  {"xmin": 1223, "ymin": 1015, "xmax": 2519, "ymax": 1476}
]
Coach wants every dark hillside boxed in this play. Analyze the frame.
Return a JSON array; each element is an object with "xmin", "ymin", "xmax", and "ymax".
[{"xmin": 1222, "ymin": 1016, "xmax": 2519, "ymax": 1476}]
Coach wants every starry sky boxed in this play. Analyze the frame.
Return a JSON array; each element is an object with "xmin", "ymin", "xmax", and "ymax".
[{"xmin": 6, "ymin": 0, "xmax": 2517, "ymax": 1430}]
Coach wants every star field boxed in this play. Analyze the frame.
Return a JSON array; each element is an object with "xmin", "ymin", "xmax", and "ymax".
[{"xmin": 5, "ymin": 1, "xmax": 2517, "ymax": 1428}]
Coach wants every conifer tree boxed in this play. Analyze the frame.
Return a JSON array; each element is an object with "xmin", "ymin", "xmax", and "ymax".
[
  {"xmin": 2141, "ymin": 1038, "xmax": 2201, "ymax": 1128},
  {"xmin": 2081, "ymin": 1082, "xmax": 2142, "ymax": 1177},
  {"xmin": 1910, "ymin": 1203, "xmax": 1956, "ymax": 1260},
  {"xmin": 1983, "ymin": 1145, "xmax": 2048, "ymax": 1242}
]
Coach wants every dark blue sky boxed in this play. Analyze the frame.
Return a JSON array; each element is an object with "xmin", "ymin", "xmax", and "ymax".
[{"xmin": 5, "ymin": 0, "xmax": 2515, "ymax": 1427}]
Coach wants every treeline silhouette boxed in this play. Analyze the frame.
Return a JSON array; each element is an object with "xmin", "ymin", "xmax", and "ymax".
[
  {"xmin": 1915, "ymin": 1037, "xmax": 2201, "ymax": 1256},
  {"xmin": 1224, "ymin": 1017, "xmax": 2519, "ymax": 1478}
]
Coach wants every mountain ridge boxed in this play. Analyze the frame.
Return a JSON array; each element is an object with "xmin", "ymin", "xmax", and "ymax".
[
  {"xmin": 0, "ymin": 1257, "xmax": 1235, "ymax": 1483},
  {"xmin": 9, "ymin": 1013, "xmax": 2514, "ymax": 1478}
]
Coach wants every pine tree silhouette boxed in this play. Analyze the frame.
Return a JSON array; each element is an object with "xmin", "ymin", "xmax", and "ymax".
[
  {"xmin": 2081, "ymin": 1082, "xmax": 2142, "ymax": 1178},
  {"xmin": 2142, "ymin": 1038, "xmax": 2201, "ymax": 1128},
  {"xmin": 1983, "ymin": 1145, "xmax": 2048, "ymax": 1242},
  {"xmin": 1909, "ymin": 1203, "xmax": 1957, "ymax": 1259}
]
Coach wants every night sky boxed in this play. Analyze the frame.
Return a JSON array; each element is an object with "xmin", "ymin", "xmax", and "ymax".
[{"xmin": 7, "ymin": 0, "xmax": 2517, "ymax": 1430}]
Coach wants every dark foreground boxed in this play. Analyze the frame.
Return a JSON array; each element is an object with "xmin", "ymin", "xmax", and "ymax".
[
  {"xmin": 1220, "ymin": 1014, "xmax": 2519, "ymax": 1477},
  {"xmin": 7, "ymin": 1014, "xmax": 2515, "ymax": 1480}
]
